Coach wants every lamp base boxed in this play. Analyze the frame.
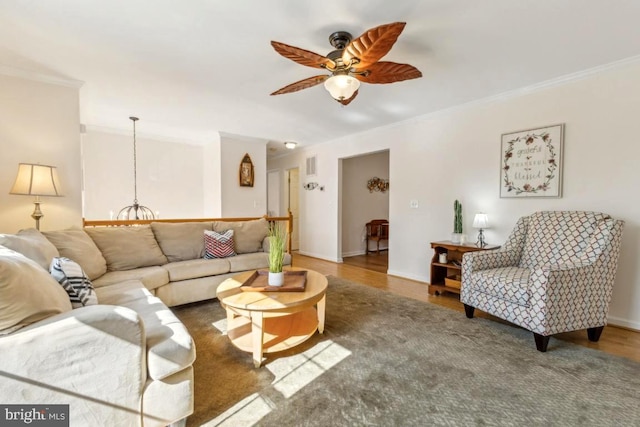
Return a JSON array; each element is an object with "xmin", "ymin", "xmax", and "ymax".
[
  {"xmin": 476, "ymin": 229, "xmax": 486, "ymax": 248},
  {"xmin": 31, "ymin": 197, "xmax": 44, "ymax": 231}
]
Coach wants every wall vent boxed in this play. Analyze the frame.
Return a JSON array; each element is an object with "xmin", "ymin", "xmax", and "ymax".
[{"xmin": 306, "ymin": 155, "xmax": 317, "ymax": 176}]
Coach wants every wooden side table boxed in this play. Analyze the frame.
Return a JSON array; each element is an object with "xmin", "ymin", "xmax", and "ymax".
[{"xmin": 429, "ymin": 241, "xmax": 499, "ymax": 296}]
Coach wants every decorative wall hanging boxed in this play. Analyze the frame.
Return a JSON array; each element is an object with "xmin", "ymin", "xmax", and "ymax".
[
  {"xmin": 500, "ymin": 124, "xmax": 564, "ymax": 198},
  {"xmin": 239, "ymin": 153, "xmax": 254, "ymax": 187},
  {"xmin": 367, "ymin": 177, "xmax": 389, "ymax": 193}
]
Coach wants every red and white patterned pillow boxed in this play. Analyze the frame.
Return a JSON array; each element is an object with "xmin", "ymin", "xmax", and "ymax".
[{"xmin": 204, "ymin": 230, "xmax": 236, "ymax": 259}]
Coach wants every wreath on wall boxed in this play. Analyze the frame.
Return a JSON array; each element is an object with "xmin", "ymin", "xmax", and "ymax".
[
  {"xmin": 367, "ymin": 177, "xmax": 389, "ymax": 193},
  {"xmin": 502, "ymin": 132, "xmax": 557, "ymax": 195}
]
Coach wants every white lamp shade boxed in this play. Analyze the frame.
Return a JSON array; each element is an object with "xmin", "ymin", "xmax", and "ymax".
[
  {"xmin": 472, "ymin": 213, "xmax": 489, "ymax": 229},
  {"xmin": 324, "ymin": 74, "xmax": 360, "ymax": 100},
  {"xmin": 10, "ymin": 163, "xmax": 63, "ymax": 197},
  {"xmin": 284, "ymin": 141, "xmax": 297, "ymax": 149}
]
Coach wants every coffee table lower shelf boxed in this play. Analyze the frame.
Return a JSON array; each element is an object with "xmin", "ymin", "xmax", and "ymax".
[{"xmin": 227, "ymin": 307, "xmax": 319, "ymax": 354}]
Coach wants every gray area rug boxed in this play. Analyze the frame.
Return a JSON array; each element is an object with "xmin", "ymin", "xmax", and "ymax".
[{"xmin": 172, "ymin": 276, "xmax": 640, "ymax": 427}]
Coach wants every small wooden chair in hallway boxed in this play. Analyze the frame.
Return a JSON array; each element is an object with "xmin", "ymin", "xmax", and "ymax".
[{"xmin": 365, "ymin": 219, "xmax": 389, "ymax": 254}]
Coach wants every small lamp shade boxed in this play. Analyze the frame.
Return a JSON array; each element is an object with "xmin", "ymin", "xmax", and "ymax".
[
  {"xmin": 324, "ymin": 74, "xmax": 360, "ymax": 101},
  {"xmin": 10, "ymin": 163, "xmax": 63, "ymax": 230},
  {"xmin": 10, "ymin": 163, "xmax": 62, "ymax": 196},
  {"xmin": 472, "ymin": 213, "xmax": 489, "ymax": 229}
]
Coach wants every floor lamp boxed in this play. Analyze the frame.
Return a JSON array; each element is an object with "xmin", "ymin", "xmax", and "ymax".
[{"xmin": 10, "ymin": 163, "xmax": 63, "ymax": 230}]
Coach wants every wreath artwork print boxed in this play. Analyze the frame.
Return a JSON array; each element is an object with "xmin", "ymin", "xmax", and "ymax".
[{"xmin": 500, "ymin": 124, "xmax": 564, "ymax": 198}]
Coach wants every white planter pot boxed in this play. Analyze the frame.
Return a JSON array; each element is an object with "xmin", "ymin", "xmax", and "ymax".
[
  {"xmin": 268, "ymin": 271, "xmax": 285, "ymax": 287},
  {"xmin": 451, "ymin": 233, "xmax": 461, "ymax": 243}
]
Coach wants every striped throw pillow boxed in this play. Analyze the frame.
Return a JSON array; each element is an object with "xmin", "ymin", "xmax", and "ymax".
[
  {"xmin": 204, "ymin": 230, "xmax": 236, "ymax": 259},
  {"xmin": 49, "ymin": 257, "xmax": 98, "ymax": 308}
]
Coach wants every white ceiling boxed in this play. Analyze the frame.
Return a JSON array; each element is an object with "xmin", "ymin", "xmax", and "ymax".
[{"xmin": 2, "ymin": 0, "xmax": 640, "ymax": 156}]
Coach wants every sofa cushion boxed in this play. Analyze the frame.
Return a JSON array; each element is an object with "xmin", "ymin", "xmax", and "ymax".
[
  {"xmin": 150, "ymin": 222, "xmax": 213, "ymax": 262},
  {"xmin": 213, "ymin": 218, "xmax": 269, "ymax": 254},
  {"xmin": 94, "ymin": 280, "xmax": 153, "ymax": 305},
  {"xmin": 0, "ymin": 246, "xmax": 72, "ymax": 335},
  {"xmin": 204, "ymin": 229, "xmax": 236, "ymax": 259},
  {"xmin": 85, "ymin": 226, "xmax": 168, "ymax": 271},
  {"xmin": 118, "ymin": 295, "xmax": 195, "ymax": 380},
  {"xmin": 0, "ymin": 228, "xmax": 59, "ymax": 270},
  {"xmin": 163, "ymin": 258, "xmax": 230, "ymax": 282},
  {"xmin": 473, "ymin": 266, "xmax": 531, "ymax": 307},
  {"xmin": 50, "ymin": 257, "xmax": 98, "ymax": 308},
  {"xmin": 43, "ymin": 228, "xmax": 107, "ymax": 280},
  {"xmin": 92, "ymin": 266, "xmax": 169, "ymax": 291},
  {"xmin": 227, "ymin": 252, "xmax": 292, "ymax": 273}
]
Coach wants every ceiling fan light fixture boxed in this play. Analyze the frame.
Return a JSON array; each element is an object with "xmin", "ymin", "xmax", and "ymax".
[
  {"xmin": 324, "ymin": 74, "xmax": 360, "ymax": 101},
  {"xmin": 284, "ymin": 141, "xmax": 297, "ymax": 149}
]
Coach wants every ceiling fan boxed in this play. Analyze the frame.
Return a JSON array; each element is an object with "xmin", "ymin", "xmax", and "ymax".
[{"xmin": 270, "ymin": 22, "xmax": 422, "ymax": 105}]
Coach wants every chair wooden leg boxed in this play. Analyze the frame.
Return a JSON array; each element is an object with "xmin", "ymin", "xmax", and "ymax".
[
  {"xmin": 587, "ymin": 326, "xmax": 604, "ymax": 342},
  {"xmin": 463, "ymin": 304, "xmax": 475, "ymax": 319},
  {"xmin": 533, "ymin": 333, "xmax": 550, "ymax": 352}
]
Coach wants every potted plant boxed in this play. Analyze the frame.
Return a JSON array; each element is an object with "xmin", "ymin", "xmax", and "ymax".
[
  {"xmin": 452, "ymin": 200, "xmax": 464, "ymax": 243},
  {"xmin": 268, "ymin": 222, "xmax": 287, "ymax": 286}
]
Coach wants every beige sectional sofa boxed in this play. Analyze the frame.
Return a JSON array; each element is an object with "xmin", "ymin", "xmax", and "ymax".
[{"xmin": 0, "ymin": 217, "xmax": 291, "ymax": 426}]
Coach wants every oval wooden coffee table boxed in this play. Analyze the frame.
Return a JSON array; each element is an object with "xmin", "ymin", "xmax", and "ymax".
[{"xmin": 216, "ymin": 268, "xmax": 327, "ymax": 368}]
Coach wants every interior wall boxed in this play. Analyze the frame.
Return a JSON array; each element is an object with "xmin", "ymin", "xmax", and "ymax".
[
  {"xmin": 267, "ymin": 59, "xmax": 640, "ymax": 329},
  {"xmin": 82, "ymin": 129, "xmax": 204, "ymax": 219},
  {"xmin": 0, "ymin": 74, "xmax": 82, "ymax": 233},
  {"xmin": 202, "ymin": 135, "xmax": 222, "ymax": 217},
  {"xmin": 220, "ymin": 134, "xmax": 267, "ymax": 217},
  {"xmin": 341, "ymin": 151, "xmax": 390, "ymax": 256}
]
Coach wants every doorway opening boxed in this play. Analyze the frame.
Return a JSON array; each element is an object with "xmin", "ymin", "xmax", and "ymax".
[{"xmin": 340, "ymin": 150, "xmax": 389, "ymax": 273}]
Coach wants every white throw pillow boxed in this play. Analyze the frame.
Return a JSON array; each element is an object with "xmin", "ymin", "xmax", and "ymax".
[{"xmin": 50, "ymin": 257, "xmax": 98, "ymax": 309}]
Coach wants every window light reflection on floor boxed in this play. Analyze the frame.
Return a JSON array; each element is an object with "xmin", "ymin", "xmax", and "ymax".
[{"xmin": 206, "ymin": 322, "xmax": 351, "ymax": 426}]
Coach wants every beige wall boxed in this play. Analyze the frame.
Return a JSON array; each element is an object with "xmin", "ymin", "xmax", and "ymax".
[
  {"xmin": 268, "ymin": 59, "xmax": 640, "ymax": 329},
  {"xmin": 82, "ymin": 129, "xmax": 205, "ymax": 219},
  {"xmin": 0, "ymin": 74, "xmax": 82, "ymax": 233},
  {"xmin": 220, "ymin": 134, "xmax": 267, "ymax": 217}
]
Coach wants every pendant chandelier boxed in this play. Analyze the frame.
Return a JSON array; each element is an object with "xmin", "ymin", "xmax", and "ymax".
[{"xmin": 117, "ymin": 116, "xmax": 155, "ymax": 220}]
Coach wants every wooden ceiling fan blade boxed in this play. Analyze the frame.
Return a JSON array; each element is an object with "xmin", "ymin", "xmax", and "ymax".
[
  {"xmin": 344, "ymin": 22, "xmax": 406, "ymax": 70},
  {"xmin": 270, "ymin": 75, "xmax": 329, "ymax": 96},
  {"xmin": 271, "ymin": 41, "xmax": 334, "ymax": 69},
  {"xmin": 355, "ymin": 62, "xmax": 422, "ymax": 84},
  {"xmin": 337, "ymin": 90, "xmax": 359, "ymax": 106}
]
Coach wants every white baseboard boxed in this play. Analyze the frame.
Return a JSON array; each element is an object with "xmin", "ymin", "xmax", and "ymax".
[
  {"xmin": 607, "ymin": 315, "xmax": 640, "ymax": 331},
  {"xmin": 386, "ymin": 270, "xmax": 428, "ymax": 284},
  {"xmin": 342, "ymin": 250, "xmax": 366, "ymax": 257},
  {"xmin": 297, "ymin": 250, "xmax": 342, "ymax": 263}
]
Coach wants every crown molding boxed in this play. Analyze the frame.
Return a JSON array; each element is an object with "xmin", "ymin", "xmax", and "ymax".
[
  {"xmin": 0, "ymin": 64, "xmax": 84, "ymax": 88},
  {"xmin": 83, "ymin": 124, "xmax": 206, "ymax": 146},
  {"xmin": 332, "ymin": 54, "xmax": 640, "ymax": 144}
]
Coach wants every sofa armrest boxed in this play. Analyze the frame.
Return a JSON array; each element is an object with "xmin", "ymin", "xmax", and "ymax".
[
  {"xmin": 462, "ymin": 248, "xmax": 519, "ymax": 275},
  {"xmin": 0, "ymin": 305, "xmax": 146, "ymax": 425}
]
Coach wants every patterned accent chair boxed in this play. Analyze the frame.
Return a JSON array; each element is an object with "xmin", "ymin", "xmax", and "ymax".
[{"xmin": 461, "ymin": 211, "xmax": 624, "ymax": 352}]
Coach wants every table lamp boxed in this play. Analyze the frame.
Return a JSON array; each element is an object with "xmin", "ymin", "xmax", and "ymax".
[
  {"xmin": 10, "ymin": 163, "xmax": 63, "ymax": 230},
  {"xmin": 472, "ymin": 213, "xmax": 489, "ymax": 248}
]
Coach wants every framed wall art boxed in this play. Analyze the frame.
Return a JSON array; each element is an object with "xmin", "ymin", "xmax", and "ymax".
[
  {"xmin": 500, "ymin": 124, "xmax": 564, "ymax": 198},
  {"xmin": 239, "ymin": 153, "xmax": 254, "ymax": 187}
]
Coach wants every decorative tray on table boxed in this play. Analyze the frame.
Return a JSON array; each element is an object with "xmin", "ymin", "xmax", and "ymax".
[{"xmin": 240, "ymin": 270, "xmax": 307, "ymax": 292}]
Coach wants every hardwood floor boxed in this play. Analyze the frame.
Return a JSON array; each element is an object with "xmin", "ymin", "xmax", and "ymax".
[
  {"xmin": 342, "ymin": 252, "xmax": 388, "ymax": 273},
  {"xmin": 292, "ymin": 252, "xmax": 640, "ymax": 363}
]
